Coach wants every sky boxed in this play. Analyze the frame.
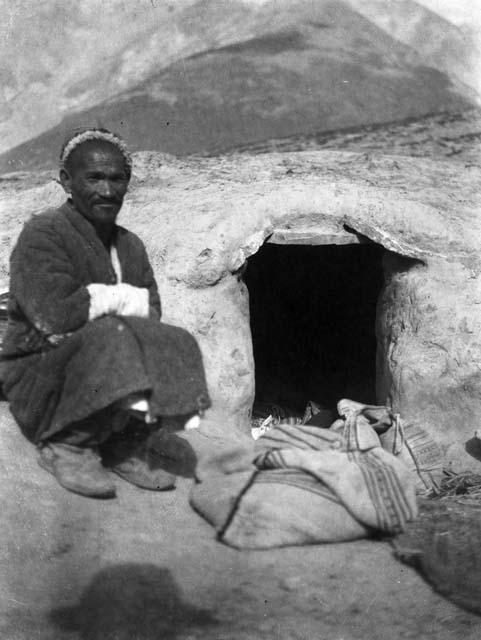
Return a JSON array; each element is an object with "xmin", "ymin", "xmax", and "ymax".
[
  {"xmin": 243, "ymin": 0, "xmax": 481, "ymax": 30},
  {"xmin": 418, "ymin": 0, "xmax": 481, "ymax": 28}
]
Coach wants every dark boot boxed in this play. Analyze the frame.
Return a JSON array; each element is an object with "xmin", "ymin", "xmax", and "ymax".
[{"xmin": 101, "ymin": 422, "xmax": 176, "ymax": 491}]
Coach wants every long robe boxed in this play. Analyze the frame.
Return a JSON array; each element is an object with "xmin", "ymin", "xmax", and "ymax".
[{"xmin": 1, "ymin": 201, "xmax": 210, "ymax": 443}]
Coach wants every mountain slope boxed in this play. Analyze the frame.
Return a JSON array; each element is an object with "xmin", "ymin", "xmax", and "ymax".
[
  {"xmin": 0, "ymin": 0, "xmax": 478, "ymax": 158},
  {"xmin": 0, "ymin": 0, "xmax": 473, "ymax": 173},
  {"xmin": 346, "ymin": 0, "xmax": 481, "ymax": 95},
  {"xmin": 214, "ymin": 108, "xmax": 481, "ymax": 166},
  {"xmin": 0, "ymin": 0, "xmax": 306, "ymax": 153},
  {"xmin": 0, "ymin": 0, "xmax": 223, "ymax": 152}
]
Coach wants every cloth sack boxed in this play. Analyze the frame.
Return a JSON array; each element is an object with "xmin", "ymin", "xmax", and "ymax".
[{"xmin": 191, "ymin": 416, "xmax": 418, "ymax": 549}]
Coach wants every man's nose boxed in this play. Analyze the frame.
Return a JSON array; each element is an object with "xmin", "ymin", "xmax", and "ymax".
[{"xmin": 97, "ymin": 180, "xmax": 115, "ymax": 198}]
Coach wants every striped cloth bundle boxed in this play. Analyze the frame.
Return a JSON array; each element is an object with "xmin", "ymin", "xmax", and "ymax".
[{"xmin": 190, "ymin": 402, "xmax": 419, "ymax": 549}]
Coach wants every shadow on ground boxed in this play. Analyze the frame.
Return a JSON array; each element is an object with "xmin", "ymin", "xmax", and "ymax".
[
  {"xmin": 150, "ymin": 430, "xmax": 198, "ymax": 478},
  {"xmin": 49, "ymin": 563, "xmax": 218, "ymax": 640}
]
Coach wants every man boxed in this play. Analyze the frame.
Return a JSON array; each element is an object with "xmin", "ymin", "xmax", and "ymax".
[{"xmin": 1, "ymin": 128, "xmax": 210, "ymax": 499}]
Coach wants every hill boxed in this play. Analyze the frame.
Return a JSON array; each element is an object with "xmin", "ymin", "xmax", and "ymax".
[{"xmin": 0, "ymin": 0, "xmax": 474, "ymax": 173}]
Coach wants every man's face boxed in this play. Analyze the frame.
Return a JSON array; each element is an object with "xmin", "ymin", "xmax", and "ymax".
[{"xmin": 60, "ymin": 142, "xmax": 130, "ymax": 226}]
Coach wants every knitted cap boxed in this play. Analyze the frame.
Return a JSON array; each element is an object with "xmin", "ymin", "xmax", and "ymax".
[{"xmin": 59, "ymin": 127, "xmax": 132, "ymax": 175}]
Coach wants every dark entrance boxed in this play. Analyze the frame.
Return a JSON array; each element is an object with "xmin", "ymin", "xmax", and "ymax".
[{"xmin": 244, "ymin": 242, "xmax": 385, "ymax": 415}]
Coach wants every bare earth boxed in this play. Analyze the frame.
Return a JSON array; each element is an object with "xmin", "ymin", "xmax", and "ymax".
[{"xmin": 1, "ymin": 404, "xmax": 480, "ymax": 640}]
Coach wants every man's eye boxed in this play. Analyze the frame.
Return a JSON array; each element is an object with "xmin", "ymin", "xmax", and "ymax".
[{"xmin": 85, "ymin": 174, "xmax": 126, "ymax": 183}]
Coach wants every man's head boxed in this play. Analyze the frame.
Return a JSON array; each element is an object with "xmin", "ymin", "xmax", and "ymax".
[{"xmin": 59, "ymin": 129, "xmax": 132, "ymax": 227}]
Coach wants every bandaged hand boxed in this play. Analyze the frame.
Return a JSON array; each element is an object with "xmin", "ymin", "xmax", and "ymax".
[{"xmin": 87, "ymin": 282, "xmax": 149, "ymax": 320}]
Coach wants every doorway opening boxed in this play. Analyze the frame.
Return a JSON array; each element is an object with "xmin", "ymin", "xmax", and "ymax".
[{"xmin": 244, "ymin": 241, "xmax": 385, "ymax": 417}]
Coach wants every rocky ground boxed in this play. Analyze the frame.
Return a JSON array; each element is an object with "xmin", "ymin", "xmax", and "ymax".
[
  {"xmin": 1, "ymin": 405, "xmax": 480, "ymax": 640},
  {"xmin": 212, "ymin": 109, "xmax": 481, "ymax": 165}
]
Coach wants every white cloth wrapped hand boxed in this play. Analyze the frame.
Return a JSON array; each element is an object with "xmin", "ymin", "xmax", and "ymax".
[{"xmin": 87, "ymin": 282, "xmax": 149, "ymax": 320}]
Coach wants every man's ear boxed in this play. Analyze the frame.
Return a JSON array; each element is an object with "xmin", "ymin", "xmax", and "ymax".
[{"xmin": 59, "ymin": 168, "xmax": 72, "ymax": 194}]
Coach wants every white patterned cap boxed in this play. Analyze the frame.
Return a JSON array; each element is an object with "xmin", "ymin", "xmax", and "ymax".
[{"xmin": 59, "ymin": 128, "xmax": 132, "ymax": 175}]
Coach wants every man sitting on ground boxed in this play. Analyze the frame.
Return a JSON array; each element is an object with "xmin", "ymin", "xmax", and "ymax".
[{"xmin": 1, "ymin": 128, "xmax": 210, "ymax": 498}]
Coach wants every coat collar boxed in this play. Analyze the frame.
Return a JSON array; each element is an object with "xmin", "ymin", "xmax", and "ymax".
[
  {"xmin": 61, "ymin": 200, "xmax": 119, "ymax": 247},
  {"xmin": 60, "ymin": 200, "xmax": 117, "ymax": 279}
]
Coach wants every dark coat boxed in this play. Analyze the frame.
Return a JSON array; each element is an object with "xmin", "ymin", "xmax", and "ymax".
[{"xmin": 1, "ymin": 202, "xmax": 210, "ymax": 443}]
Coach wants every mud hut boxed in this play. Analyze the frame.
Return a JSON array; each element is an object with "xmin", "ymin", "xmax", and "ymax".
[{"xmin": 1, "ymin": 149, "xmax": 480, "ymax": 470}]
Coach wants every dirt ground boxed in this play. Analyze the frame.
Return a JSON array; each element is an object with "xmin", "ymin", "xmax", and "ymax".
[{"xmin": 1, "ymin": 405, "xmax": 480, "ymax": 640}]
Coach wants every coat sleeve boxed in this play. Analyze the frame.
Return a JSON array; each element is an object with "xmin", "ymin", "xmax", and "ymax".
[
  {"xmin": 129, "ymin": 235, "xmax": 161, "ymax": 319},
  {"xmin": 141, "ymin": 248, "xmax": 162, "ymax": 320},
  {"xmin": 9, "ymin": 219, "xmax": 91, "ymax": 335}
]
